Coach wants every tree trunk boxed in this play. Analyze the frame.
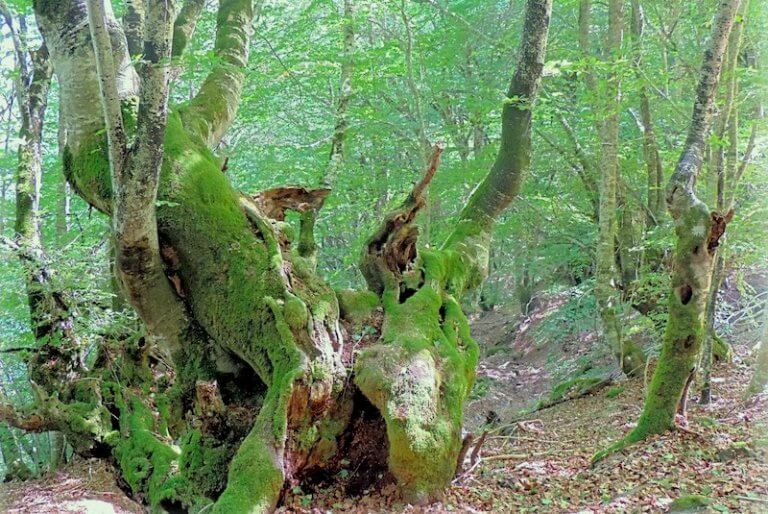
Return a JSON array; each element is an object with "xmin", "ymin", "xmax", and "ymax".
[
  {"xmin": 630, "ymin": 0, "xmax": 664, "ymax": 226},
  {"xmin": 699, "ymin": 1, "xmax": 749, "ymax": 404},
  {"xmin": 8, "ymin": 1, "xmax": 552, "ymax": 512},
  {"xmin": 593, "ymin": 0, "xmax": 645, "ymax": 376},
  {"xmin": 323, "ymin": 0, "xmax": 354, "ymax": 188},
  {"xmin": 595, "ymin": 0, "xmax": 741, "ymax": 460}
]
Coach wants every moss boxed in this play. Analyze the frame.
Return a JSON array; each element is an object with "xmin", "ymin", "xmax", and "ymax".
[
  {"xmin": 547, "ymin": 377, "xmax": 603, "ymax": 403},
  {"xmin": 594, "ymin": 205, "xmax": 714, "ymax": 463},
  {"xmin": 169, "ymin": 429, "xmax": 233, "ymax": 507},
  {"xmin": 712, "ymin": 333, "xmax": 732, "ymax": 362},
  {"xmin": 63, "ymin": 140, "xmax": 113, "ymax": 214},
  {"xmin": 157, "ymin": 112, "xmax": 288, "ymax": 384},
  {"xmin": 211, "ymin": 423, "xmax": 284, "ymax": 514},
  {"xmin": 354, "ymin": 246, "xmax": 480, "ymax": 502},
  {"xmin": 283, "ymin": 295, "xmax": 309, "ymax": 331},
  {"xmin": 112, "ymin": 394, "xmax": 181, "ymax": 507},
  {"xmin": 668, "ymin": 495, "xmax": 711, "ymax": 512},
  {"xmin": 336, "ymin": 288, "xmax": 380, "ymax": 326}
]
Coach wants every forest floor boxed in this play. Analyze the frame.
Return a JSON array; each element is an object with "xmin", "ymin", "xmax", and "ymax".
[{"xmin": 1, "ymin": 299, "xmax": 766, "ymax": 513}]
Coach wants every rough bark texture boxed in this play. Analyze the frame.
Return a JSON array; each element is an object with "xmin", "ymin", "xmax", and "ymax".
[
  {"xmin": 594, "ymin": 0, "xmax": 741, "ymax": 462},
  {"xmin": 12, "ymin": 1, "xmax": 552, "ymax": 513}
]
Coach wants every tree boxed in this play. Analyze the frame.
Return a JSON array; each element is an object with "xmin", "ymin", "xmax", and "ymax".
[
  {"xmin": 699, "ymin": 0, "xmax": 750, "ymax": 404},
  {"xmin": 580, "ymin": 0, "xmax": 645, "ymax": 376},
  {"xmin": 0, "ymin": 0, "xmax": 76, "ymax": 480},
  {"xmin": 0, "ymin": 1, "xmax": 552, "ymax": 512},
  {"xmin": 595, "ymin": 0, "xmax": 742, "ymax": 461}
]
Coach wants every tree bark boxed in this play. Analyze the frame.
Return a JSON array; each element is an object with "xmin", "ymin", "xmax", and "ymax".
[
  {"xmin": 630, "ymin": 0, "xmax": 664, "ymax": 225},
  {"xmin": 699, "ymin": 0, "xmax": 749, "ymax": 404},
  {"xmin": 323, "ymin": 0, "xmax": 354, "ymax": 187}
]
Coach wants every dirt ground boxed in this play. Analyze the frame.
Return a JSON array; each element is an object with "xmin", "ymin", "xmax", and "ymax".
[{"xmin": 278, "ymin": 351, "xmax": 768, "ymax": 513}]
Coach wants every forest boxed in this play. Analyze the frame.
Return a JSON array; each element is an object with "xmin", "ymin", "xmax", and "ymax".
[{"xmin": 0, "ymin": 0, "xmax": 766, "ymax": 512}]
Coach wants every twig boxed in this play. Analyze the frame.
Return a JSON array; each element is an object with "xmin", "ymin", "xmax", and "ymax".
[
  {"xmin": 469, "ymin": 430, "xmax": 488, "ymax": 467},
  {"xmin": 454, "ymin": 432, "xmax": 475, "ymax": 476},
  {"xmin": 735, "ymin": 496, "xmax": 768, "ymax": 504}
]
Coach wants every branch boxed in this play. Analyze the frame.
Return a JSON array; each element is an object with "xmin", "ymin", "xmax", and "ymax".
[
  {"xmin": 115, "ymin": 0, "xmax": 190, "ymax": 357},
  {"xmin": 172, "ymin": 0, "xmax": 206, "ymax": 57},
  {"xmin": 0, "ymin": 2, "xmax": 32, "ymax": 126},
  {"xmin": 534, "ymin": 119, "xmax": 599, "ymax": 220},
  {"xmin": 360, "ymin": 143, "xmax": 445, "ymax": 295},
  {"xmin": 85, "ymin": 0, "xmax": 128, "ymax": 181},
  {"xmin": 0, "ymin": 399, "xmax": 55, "ymax": 433},
  {"xmin": 411, "ymin": 141, "xmax": 445, "ymax": 200},
  {"xmin": 443, "ymin": 0, "xmax": 552, "ymax": 257},
  {"xmin": 728, "ymin": 122, "xmax": 758, "ymax": 209},
  {"xmin": 185, "ymin": 0, "xmax": 260, "ymax": 147}
]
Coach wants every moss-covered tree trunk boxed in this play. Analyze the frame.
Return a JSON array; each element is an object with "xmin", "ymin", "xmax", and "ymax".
[
  {"xmin": 0, "ymin": 0, "xmax": 552, "ymax": 512},
  {"xmin": 595, "ymin": 0, "xmax": 741, "ymax": 461}
]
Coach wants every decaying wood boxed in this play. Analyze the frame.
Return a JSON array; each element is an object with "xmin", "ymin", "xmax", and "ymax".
[
  {"xmin": 251, "ymin": 186, "xmax": 332, "ymax": 221},
  {"xmin": 361, "ymin": 143, "xmax": 444, "ymax": 294}
]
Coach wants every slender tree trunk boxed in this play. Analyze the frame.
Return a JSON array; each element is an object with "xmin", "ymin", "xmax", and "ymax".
[
  {"xmin": 699, "ymin": 1, "xmax": 748, "ymax": 404},
  {"xmin": 323, "ymin": 0, "xmax": 354, "ymax": 187},
  {"xmin": 595, "ymin": 0, "xmax": 741, "ymax": 460},
  {"xmin": 630, "ymin": 0, "xmax": 664, "ymax": 225},
  {"xmin": 594, "ymin": 0, "xmax": 645, "ymax": 376}
]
